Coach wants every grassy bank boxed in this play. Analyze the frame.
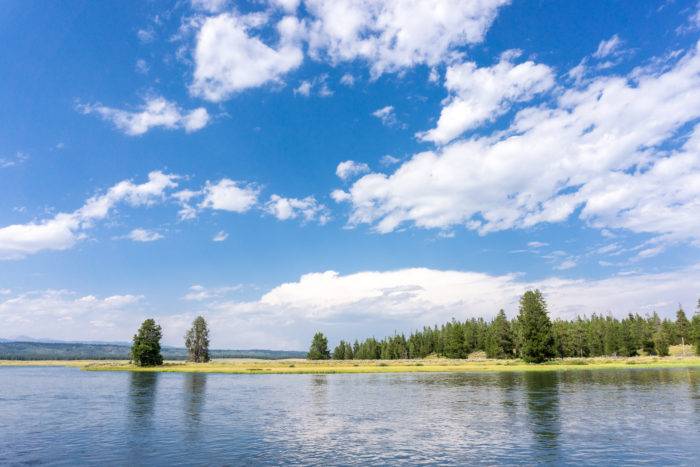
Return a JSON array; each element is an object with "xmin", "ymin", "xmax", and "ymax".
[{"xmin": 2, "ymin": 356, "xmax": 699, "ymax": 374}]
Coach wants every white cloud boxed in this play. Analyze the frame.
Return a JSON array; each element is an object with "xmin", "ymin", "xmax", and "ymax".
[
  {"xmin": 183, "ymin": 284, "xmax": 241, "ymax": 301},
  {"xmin": 135, "ymin": 59, "xmax": 149, "ymax": 74},
  {"xmin": 212, "ymin": 230, "xmax": 229, "ymax": 241},
  {"xmin": 137, "ymin": 28, "xmax": 154, "ymax": 43},
  {"xmin": 330, "ymin": 189, "xmax": 351, "ymax": 203},
  {"xmin": 0, "ymin": 151, "xmax": 29, "ymax": 168},
  {"xmin": 294, "ymin": 80, "xmax": 312, "ymax": 96},
  {"xmin": 199, "ymin": 179, "xmax": 259, "ymax": 213},
  {"xmin": 190, "ymin": 12, "xmax": 304, "ymax": 101},
  {"xmin": 191, "ymin": 0, "xmax": 229, "ymax": 13},
  {"xmin": 79, "ymin": 97, "xmax": 210, "ymax": 136},
  {"xmin": 372, "ymin": 105, "xmax": 400, "ymax": 127},
  {"xmin": 4, "ymin": 265, "xmax": 698, "ymax": 348},
  {"xmin": 265, "ymin": 195, "xmax": 330, "ymax": 224},
  {"xmin": 271, "ymin": 0, "xmax": 301, "ymax": 13},
  {"xmin": 527, "ymin": 241, "xmax": 548, "ymax": 249},
  {"xmin": 336, "ymin": 160, "xmax": 370, "ymax": 180},
  {"xmin": 555, "ymin": 259, "xmax": 577, "ymax": 270},
  {"xmin": 418, "ymin": 51, "xmax": 555, "ymax": 144},
  {"xmin": 593, "ymin": 34, "xmax": 622, "ymax": 59},
  {"xmin": 380, "ymin": 154, "xmax": 401, "ymax": 166},
  {"xmin": 339, "ymin": 41, "xmax": 700, "ymax": 247},
  {"xmin": 0, "ymin": 290, "xmax": 144, "ymax": 342},
  {"xmin": 293, "ymin": 74, "xmax": 332, "ymax": 97},
  {"xmin": 171, "ymin": 263, "xmax": 700, "ymax": 347},
  {"xmin": 428, "ymin": 67, "xmax": 439, "ymax": 83},
  {"xmin": 0, "ymin": 171, "xmax": 177, "ymax": 259},
  {"xmin": 305, "ymin": 0, "xmax": 509, "ymax": 77},
  {"xmin": 127, "ymin": 228, "xmax": 164, "ymax": 242},
  {"xmin": 340, "ymin": 73, "xmax": 355, "ymax": 86}
]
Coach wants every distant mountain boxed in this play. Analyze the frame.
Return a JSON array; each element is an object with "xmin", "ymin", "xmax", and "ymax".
[
  {"xmin": 0, "ymin": 341, "xmax": 306, "ymax": 360},
  {"xmin": 3, "ymin": 336, "xmax": 132, "ymax": 345}
]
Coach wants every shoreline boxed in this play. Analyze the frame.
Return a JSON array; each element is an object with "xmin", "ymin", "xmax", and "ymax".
[{"xmin": 1, "ymin": 356, "xmax": 699, "ymax": 374}]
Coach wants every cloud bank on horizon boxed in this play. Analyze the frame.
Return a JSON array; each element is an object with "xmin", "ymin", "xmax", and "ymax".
[{"xmin": 1, "ymin": 0, "xmax": 699, "ymax": 347}]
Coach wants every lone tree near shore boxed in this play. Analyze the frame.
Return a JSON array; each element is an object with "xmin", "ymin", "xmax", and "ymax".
[
  {"xmin": 131, "ymin": 319, "xmax": 163, "ymax": 366},
  {"xmin": 185, "ymin": 316, "xmax": 211, "ymax": 363},
  {"xmin": 518, "ymin": 290, "xmax": 554, "ymax": 363},
  {"xmin": 308, "ymin": 332, "xmax": 331, "ymax": 360}
]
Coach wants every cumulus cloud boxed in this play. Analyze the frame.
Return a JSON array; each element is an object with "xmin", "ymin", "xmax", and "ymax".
[
  {"xmin": 418, "ymin": 51, "xmax": 555, "ymax": 144},
  {"xmin": 293, "ymin": 74, "xmax": 332, "ymax": 97},
  {"xmin": 190, "ymin": 12, "xmax": 304, "ymax": 101},
  {"xmin": 78, "ymin": 97, "xmax": 210, "ymax": 136},
  {"xmin": 338, "ymin": 41, "xmax": 700, "ymax": 248},
  {"xmin": 4, "ymin": 264, "xmax": 698, "ymax": 348},
  {"xmin": 372, "ymin": 105, "xmax": 400, "ymax": 127},
  {"xmin": 168, "ymin": 263, "xmax": 700, "ymax": 348},
  {"xmin": 0, "ymin": 290, "xmax": 144, "ymax": 342},
  {"xmin": 336, "ymin": 160, "xmax": 370, "ymax": 180},
  {"xmin": 126, "ymin": 228, "xmax": 164, "ymax": 242},
  {"xmin": 199, "ymin": 179, "xmax": 259, "ymax": 213},
  {"xmin": 340, "ymin": 73, "xmax": 355, "ymax": 86},
  {"xmin": 0, "ymin": 171, "xmax": 177, "ymax": 259},
  {"xmin": 305, "ymin": 0, "xmax": 509, "ymax": 77},
  {"xmin": 265, "ymin": 195, "xmax": 330, "ymax": 224}
]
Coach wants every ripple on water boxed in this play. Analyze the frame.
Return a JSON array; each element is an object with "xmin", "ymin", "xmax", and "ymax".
[{"xmin": 0, "ymin": 367, "xmax": 699, "ymax": 465}]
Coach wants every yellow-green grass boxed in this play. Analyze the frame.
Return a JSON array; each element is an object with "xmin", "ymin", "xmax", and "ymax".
[{"xmin": 2, "ymin": 356, "xmax": 699, "ymax": 374}]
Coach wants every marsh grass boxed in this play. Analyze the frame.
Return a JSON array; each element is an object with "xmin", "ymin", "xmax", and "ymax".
[{"xmin": 4, "ymin": 355, "xmax": 699, "ymax": 375}]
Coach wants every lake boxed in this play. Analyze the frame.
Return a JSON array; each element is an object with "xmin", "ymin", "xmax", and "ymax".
[{"xmin": 1, "ymin": 366, "xmax": 699, "ymax": 465}]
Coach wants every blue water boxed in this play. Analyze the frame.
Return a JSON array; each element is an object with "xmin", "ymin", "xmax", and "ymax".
[{"xmin": 1, "ymin": 366, "xmax": 699, "ymax": 465}]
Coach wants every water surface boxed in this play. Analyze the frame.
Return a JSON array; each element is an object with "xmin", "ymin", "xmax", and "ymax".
[{"xmin": 1, "ymin": 366, "xmax": 699, "ymax": 465}]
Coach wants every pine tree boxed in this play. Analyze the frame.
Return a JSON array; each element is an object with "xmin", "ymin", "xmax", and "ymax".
[
  {"xmin": 653, "ymin": 323, "xmax": 671, "ymax": 357},
  {"xmin": 308, "ymin": 332, "xmax": 331, "ymax": 360},
  {"xmin": 332, "ymin": 341, "xmax": 346, "ymax": 360},
  {"xmin": 518, "ymin": 290, "xmax": 554, "ymax": 363},
  {"xmin": 485, "ymin": 309, "xmax": 514, "ymax": 358},
  {"xmin": 692, "ymin": 313, "xmax": 700, "ymax": 356},
  {"xmin": 444, "ymin": 319, "xmax": 465, "ymax": 358},
  {"xmin": 675, "ymin": 307, "xmax": 690, "ymax": 346},
  {"xmin": 185, "ymin": 316, "xmax": 210, "ymax": 363},
  {"xmin": 619, "ymin": 317, "xmax": 638, "ymax": 357},
  {"xmin": 131, "ymin": 319, "xmax": 163, "ymax": 366}
]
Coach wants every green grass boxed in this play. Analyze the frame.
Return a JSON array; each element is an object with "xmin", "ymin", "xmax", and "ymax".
[{"xmin": 3, "ymin": 355, "xmax": 699, "ymax": 375}]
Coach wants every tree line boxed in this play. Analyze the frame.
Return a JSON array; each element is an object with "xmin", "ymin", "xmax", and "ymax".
[
  {"xmin": 130, "ymin": 316, "xmax": 211, "ymax": 367},
  {"xmin": 309, "ymin": 291, "xmax": 700, "ymax": 363}
]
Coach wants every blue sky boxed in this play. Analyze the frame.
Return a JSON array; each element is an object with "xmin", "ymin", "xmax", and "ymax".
[{"xmin": 1, "ymin": 0, "xmax": 700, "ymax": 349}]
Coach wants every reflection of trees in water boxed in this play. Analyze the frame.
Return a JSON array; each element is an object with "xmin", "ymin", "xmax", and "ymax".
[
  {"xmin": 183, "ymin": 373, "xmax": 207, "ymax": 443},
  {"xmin": 128, "ymin": 372, "xmax": 159, "ymax": 429},
  {"xmin": 524, "ymin": 372, "xmax": 561, "ymax": 461},
  {"xmin": 498, "ymin": 372, "xmax": 518, "ymax": 413},
  {"xmin": 184, "ymin": 373, "xmax": 207, "ymax": 423},
  {"xmin": 687, "ymin": 369, "xmax": 700, "ymax": 418},
  {"xmin": 309, "ymin": 375, "xmax": 328, "ymax": 412},
  {"xmin": 127, "ymin": 371, "xmax": 159, "ymax": 464}
]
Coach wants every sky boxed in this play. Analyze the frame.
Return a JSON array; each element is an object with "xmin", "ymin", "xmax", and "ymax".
[{"xmin": 1, "ymin": 0, "xmax": 700, "ymax": 349}]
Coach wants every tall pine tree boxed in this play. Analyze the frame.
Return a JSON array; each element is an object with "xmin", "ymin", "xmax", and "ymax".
[
  {"xmin": 518, "ymin": 290, "xmax": 554, "ymax": 363},
  {"xmin": 185, "ymin": 316, "xmax": 210, "ymax": 363},
  {"xmin": 131, "ymin": 319, "xmax": 163, "ymax": 367},
  {"xmin": 308, "ymin": 332, "xmax": 331, "ymax": 360},
  {"xmin": 485, "ymin": 309, "xmax": 514, "ymax": 358}
]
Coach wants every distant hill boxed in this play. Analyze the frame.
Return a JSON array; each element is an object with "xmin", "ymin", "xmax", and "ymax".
[{"xmin": 0, "ymin": 341, "xmax": 306, "ymax": 360}]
